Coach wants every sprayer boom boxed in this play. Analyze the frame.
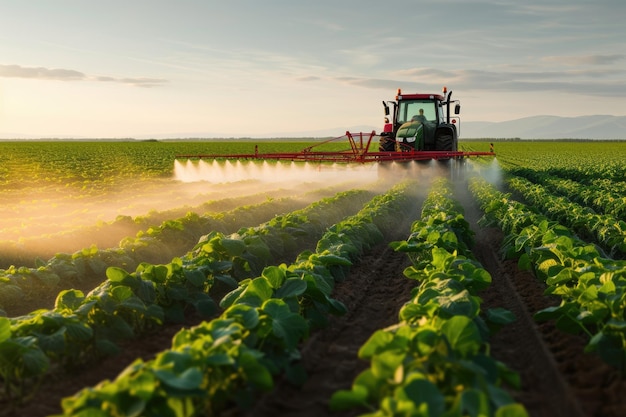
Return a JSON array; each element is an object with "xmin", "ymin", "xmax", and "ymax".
[{"xmin": 175, "ymin": 131, "xmax": 495, "ymax": 164}]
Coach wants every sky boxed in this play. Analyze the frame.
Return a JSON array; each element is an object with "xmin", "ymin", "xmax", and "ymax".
[{"xmin": 0, "ymin": 0, "xmax": 624, "ymax": 139}]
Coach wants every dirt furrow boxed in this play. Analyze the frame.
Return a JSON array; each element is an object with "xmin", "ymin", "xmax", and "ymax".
[
  {"xmin": 461, "ymin": 179, "xmax": 626, "ymax": 417},
  {"xmin": 245, "ymin": 241, "xmax": 415, "ymax": 417}
]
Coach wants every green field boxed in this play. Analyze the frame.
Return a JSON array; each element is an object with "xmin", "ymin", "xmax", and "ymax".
[
  {"xmin": 2, "ymin": 139, "xmax": 626, "ymax": 416},
  {"xmin": 0, "ymin": 140, "xmax": 345, "ymax": 189},
  {"xmin": 3, "ymin": 139, "xmax": 624, "ymax": 186}
]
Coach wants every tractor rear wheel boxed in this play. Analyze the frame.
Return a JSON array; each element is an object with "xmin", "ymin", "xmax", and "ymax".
[{"xmin": 435, "ymin": 133, "xmax": 455, "ymax": 151}]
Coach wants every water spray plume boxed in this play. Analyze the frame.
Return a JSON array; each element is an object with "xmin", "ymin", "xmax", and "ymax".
[
  {"xmin": 174, "ymin": 159, "xmax": 379, "ymax": 184},
  {"xmin": 482, "ymin": 158, "xmax": 503, "ymax": 187}
]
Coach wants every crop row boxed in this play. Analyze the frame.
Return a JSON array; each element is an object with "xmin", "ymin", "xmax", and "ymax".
[
  {"xmin": 0, "ymin": 184, "xmax": 305, "ymax": 268},
  {"xmin": 330, "ymin": 178, "xmax": 527, "ymax": 416},
  {"xmin": 0, "ymin": 187, "xmax": 376, "ymax": 404},
  {"xmin": 55, "ymin": 180, "xmax": 417, "ymax": 416},
  {"xmin": 537, "ymin": 164, "xmax": 626, "ymax": 184},
  {"xmin": 494, "ymin": 142, "xmax": 626, "ymax": 183},
  {"xmin": 470, "ymin": 177, "xmax": 626, "ymax": 372},
  {"xmin": 0, "ymin": 185, "xmax": 373, "ymax": 316},
  {"xmin": 0, "ymin": 197, "xmax": 303, "ymax": 315},
  {"xmin": 505, "ymin": 175, "xmax": 626, "ymax": 258},
  {"xmin": 507, "ymin": 167, "xmax": 626, "ymax": 222}
]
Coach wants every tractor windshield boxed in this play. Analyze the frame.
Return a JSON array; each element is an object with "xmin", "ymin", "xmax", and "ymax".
[{"xmin": 397, "ymin": 101, "xmax": 437, "ymax": 124}]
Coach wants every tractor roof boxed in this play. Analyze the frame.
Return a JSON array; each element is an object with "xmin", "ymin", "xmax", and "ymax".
[{"xmin": 396, "ymin": 93, "xmax": 445, "ymax": 101}]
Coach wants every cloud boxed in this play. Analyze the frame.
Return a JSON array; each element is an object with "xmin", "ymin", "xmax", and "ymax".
[
  {"xmin": 116, "ymin": 77, "xmax": 168, "ymax": 88},
  {"xmin": 294, "ymin": 76, "xmax": 321, "ymax": 82},
  {"xmin": 334, "ymin": 76, "xmax": 409, "ymax": 91},
  {"xmin": 542, "ymin": 54, "xmax": 626, "ymax": 66},
  {"xmin": 393, "ymin": 68, "xmax": 460, "ymax": 81},
  {"xmin": 0, "ymin": 64, "xmax": 167, "ymax": 87},
  {"xmin": 0, "ymin": 64, "xmax": 85, "ymax": 80},
  {"xmin": 332, "ymin": 66, "xmax": 626, "ymax": 97}
]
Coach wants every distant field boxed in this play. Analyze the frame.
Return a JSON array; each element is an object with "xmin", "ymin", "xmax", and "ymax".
[
  {"xmin": 0, "ymin": 140, "xmax": 345, "ymax": 187},
  {"xmin": 3, "ymin": 139, "xmax": 625, "ymax": 191},
  {"xmin": 3, "ymin": 139, "xmax": 625, "ymax": 179}
]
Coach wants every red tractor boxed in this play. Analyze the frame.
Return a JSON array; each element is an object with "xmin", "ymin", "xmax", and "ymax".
[{"xmin": 380, "ymin": 86, "xmax": 460, "ymax": 153}]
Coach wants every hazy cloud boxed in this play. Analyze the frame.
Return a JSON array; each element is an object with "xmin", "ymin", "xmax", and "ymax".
[
  {"xmin": 117, "ymin": 77, "xmax": 168, "ymax": 88},
  {"xmin": 393, "ymin": 68, "xmax": 460, "ymax": 80},
  {"xmin": 295, "ymin": 76, "xmax": 321, "ymax": 82},
  {"xmin": 0, "ymin": 64, "xmax": 85, "ymax": 80},
  {"xmin": 0, "ymin": 64, "xmax": 167, "ymax": 87},
  {"xmin": 332, "ymin": 66, "xmax": 626, "ymax": 97},
  {"xmin": 335, "ymin": 76, "xmax": 409, "ymax": 91},
  {"xmin": 542, "ymin": 54, "xmax": 626, "ymax": 66}
]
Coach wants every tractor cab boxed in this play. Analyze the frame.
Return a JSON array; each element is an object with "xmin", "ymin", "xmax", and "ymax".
[{"xmin": 381, "ymin": 87, "xmax": 460, "ymax": 152}]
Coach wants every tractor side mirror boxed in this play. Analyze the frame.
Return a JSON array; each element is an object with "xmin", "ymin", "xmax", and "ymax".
[
  {"xmin": 382, "ymin": 101, "xmax": 390, "ymax": 116},
  {"xmin": 454, "ymin": 104, "xmax": 461, "ymax": 114}
]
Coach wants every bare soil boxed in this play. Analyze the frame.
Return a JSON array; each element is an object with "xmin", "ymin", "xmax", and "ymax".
[{"xmin": 4, "ymin": 183, "xmax": 626, "ymax": 417}]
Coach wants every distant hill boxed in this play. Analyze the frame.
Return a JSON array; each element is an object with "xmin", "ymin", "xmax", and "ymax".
[
  {"xmin": 2, "ymin": 116, "xmax": 625, "ymax": 140},
  {"xmin": 267, "ymin": 116, "xmax": 626, "ymax": 140},
  {"xmin": 461, "ymin": 115, "xmax": 626, "ymax": 140}
]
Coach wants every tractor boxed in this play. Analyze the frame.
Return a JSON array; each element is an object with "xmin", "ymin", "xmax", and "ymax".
[
  {"xmin": 380, "ymin": 86, "xmax": 460, "ymax": 153},
  {"xmin": 174, "ymin": 86, "xmax": 493, "ymax": 179}
]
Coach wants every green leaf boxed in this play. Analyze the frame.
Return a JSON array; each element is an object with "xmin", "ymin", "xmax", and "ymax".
[
  {"xmin": 329, "ymin": 385, "xmax": 369, "ymax": 411},
  {"xmin": 274, "ymin": 278, "xmax": 307, "ymax": 299},
  {"xmin": 184, "ymin": 268, "xmax": 206, "ymax": 287},
  {"xmin": 205, "ymin": 352, "xmax": 235, "ymax": 366},
  {"xmin": 431, "ymin": 247, "xmax": 454, "ymax": 270},
  {"xmin": 533, "ymin": 305, "xmax": 562, "ymax": 322},
  {"xmin": 460, "ymin": 389, "xmax": 490, "ymax": 416},
  {"xmin": 220, "ymin": 237, "xmax": 246, "ymax": 257},
  {"xmin": 219, "ymin": 285, "xmax": 246, "ymax": 309},
  {"xmin": 128, "ymin": 370, "xmax": 156, "ymax": 401},
  {"xmin": 438, "ymin": 290, "xmax": 479, "ymax": 319},
  {"xmin": 486, "ymin": 308, "xmax": 516, "ymax": 325},
  {"xmin": 317, "ymin": 254, "xmax": 353, "ymax": 267},
  {"xmin": 54, "ymin": 289, "xmax": 86, "ymax": 311},
  {"xmin": 587, "ymin": 331, "xmax": 625, "ymax": 369},
  {"xmin": 137, "ymin": 280, "xmax": 157, "ymax": 304},
  {"xmin": 495, "ymin": 403, "xmax": 531, "ymax": 417},
  {"xmin": 441, "ymin": 315, "xmax": 481, "ymax": 357},
  {"xmin": 399, "ymin": 378, "xmax": 445, "ymax": 415},
  {"xmin": 261, "ymin": 299, "xmax": 308, "ymax": 350},
  {"xmin": 0, "ymin": 317, "xmax": 11, "ymax": 343},
  {"xmin": 327, "ymin": 297, "xmax": 347, "ymax": 316},
  {"xmin": 106, "ymin": 266, "xmax": 131, "ymax": 283},
  {"xmin": 194, "ymin": 294, "xmax": 217, "ymax": 318},
  {"xmin": 95, "ymin": 338, "xmax": 120, "ymax": 356},
  {"xmin": 238, "ymin": 277, "xmax": 274, "ymax": 307},
  {"xmin": 22, "ymin": 343, "xmax": 50, "ymax": 377},
  {"xmin": 517, "ymin": 253, "xmax": 531, "ymax": 271},
  {"xmin": 370, "ymin": 349, "xmax": 405, "ymax": 380},
  {"xmin": 65, "ymin": 320, "xmax": 94, "ymax": 341},
  {"xmin": 546, "ymin": 268, "xmax": 577, "ymax": 286},
  {"xmin": 358, "ymin": 330, "xmax": 394, "ymax": 359},
  {"xmin": 223, "ymin": 304, "xmax": 259, "ymax": 330},
  {"xmin": 262, "ymin": 266, "xmax": 286, "ymax": 289},
  {"xmin": 239, "ymin": 351, "xmax": 273, "ymax": 390},
  {"xmin": 215, "ymin": 274, "xmax": 238, "ymax": 289},
  {"xmin": 154, "ymin": 367, "xmax": 203, "ymax": 390},
  {"xmin": 35, "ymin": 328, "xmax": 67, "ymax": 355}
]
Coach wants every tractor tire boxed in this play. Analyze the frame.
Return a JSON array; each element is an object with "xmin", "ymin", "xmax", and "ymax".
[{"xmin": 435, "ymin": 133, "xmax": 455, "ymax": 151}]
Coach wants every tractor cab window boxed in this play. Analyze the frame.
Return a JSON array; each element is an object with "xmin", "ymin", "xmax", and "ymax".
[{"xmin": 397, "ymin": 101, "xmax": 436, "ymax": 124}]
